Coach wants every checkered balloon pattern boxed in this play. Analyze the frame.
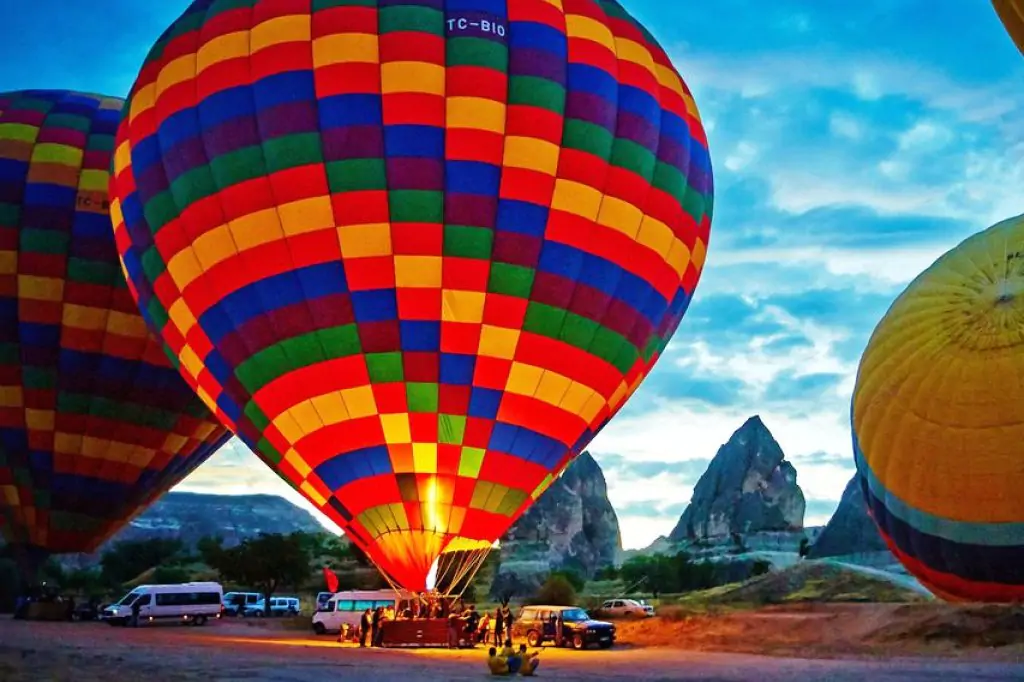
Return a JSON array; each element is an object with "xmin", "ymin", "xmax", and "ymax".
[
  {"xmin": 0, "ymin": 90, "xmax": 231, "ymax": 555},
  {"xmin": 111, "ymin": 0, "xmax": 713, "ymax": 589}
]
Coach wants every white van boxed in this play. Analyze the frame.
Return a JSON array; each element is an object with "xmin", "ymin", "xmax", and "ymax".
[
  {"xmin": 311, "ymin": 589, "xmax": 414, "ymax": 635},
  {"xmin": 223, "ymin": 591, "xmax": 262, "ymax": 616},
  {"xmin": 103, "ymin": 582, "xmax": 223, "ymax": 626}
]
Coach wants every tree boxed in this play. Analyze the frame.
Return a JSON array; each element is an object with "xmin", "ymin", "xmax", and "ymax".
[
  {"xmin": 533, "ymin": 575, "xmax": 577, "ymax": 606},
  {"xmin": 549, "ymin": 569, "xmax": 585, "ymax": 593},
  {"xmin": 100, "ymin": 538, "xmax": 185, "ymax": 585},
  {"xmin": 152, "ymin": 565, "xmax": 192, "ymax": 585},
  {"xmin": 594, "ymin": 565, "xmax": 620, "ymax": 581},
  {"xmin": 205, "ymin": 533, "xmax": 311, "ymax": 616}
]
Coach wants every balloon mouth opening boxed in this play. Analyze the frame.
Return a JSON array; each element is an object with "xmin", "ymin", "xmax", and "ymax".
[{"xmin": 425, "ymin": 556, "xmax": 440, "ymax": 593}]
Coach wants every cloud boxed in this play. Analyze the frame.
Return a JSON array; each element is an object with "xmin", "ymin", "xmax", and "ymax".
[
  {"xmin": 805, "ymin": 498, "xmax": 842, "ymax": 525},
  {"xmin": 617, "ymin": 501, "xmax": 689, "ymax": 520},
  {"xmin": 679, "ymin": 50, "xmax": 1024, "ymax": 125}
]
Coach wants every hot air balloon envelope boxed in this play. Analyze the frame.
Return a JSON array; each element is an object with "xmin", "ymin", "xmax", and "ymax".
[
  {"xmin": 853, "ymin": 214, "xmax": 1024, "ymax": 602},
  {"xmin": 110, "ymin": 0, "xmax": 713, "ymax": 590},
  {"xmin": 0, "ymin": 90, "xmax": 230, "ymax": 575}
]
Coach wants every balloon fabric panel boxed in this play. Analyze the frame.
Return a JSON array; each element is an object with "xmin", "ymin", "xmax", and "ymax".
[
  {"xmin": 0, "ymin": 90, "xmax": 230, "ymax": 555},
  {"xmin": 111, "ymin": 0, "xmax": 713, "ymax": 590},
  {"xmin": 993, "ymin": 0, "xmax": 1024, "ymax": 56},
  {"xmin": 852, "ymin": 214, "xmax": 1024, "ymax": 602}
]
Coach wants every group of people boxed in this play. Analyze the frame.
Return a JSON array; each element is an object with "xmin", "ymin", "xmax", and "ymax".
[
  {"xmin": 487, "ymin": 641, "xmax": 540, "ymax": 676},
  {"xmin": 448, "ymin": 601, "xmax": 515, "ymax": 648},
  {"xmin": 349, "ymin": 598, "xmax": 515, "ymax": 649}
]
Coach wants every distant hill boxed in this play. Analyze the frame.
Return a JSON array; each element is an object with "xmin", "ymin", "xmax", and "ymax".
[{"xmin": 62, "ymin": 492, "xmax": 325, "ymax": 567}]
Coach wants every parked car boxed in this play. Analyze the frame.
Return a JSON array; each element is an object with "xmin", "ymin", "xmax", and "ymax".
[
  {"xmin": 598, "ymin": 598, "xmax": 655, "ymax": 618},
  {"xmin": 72, "ymin": 600, "xmax": 105, "ymax": 622},
  {"xmin": 244, "ymin": 597, "xmax": 301, "ymax": 617},
  {"xmin": 103, "ymin": 582, "xmax": 223, "ymax": 626},
  {"xmin": 512, "ymin": 605, "xmax": 616, "ymax": 650},
  {"xmin": 222, "ymin": 591, "xmax": 261, "ymax": 616}
]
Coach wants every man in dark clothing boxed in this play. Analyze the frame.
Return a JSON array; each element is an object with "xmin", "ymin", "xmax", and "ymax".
[
  {"xmin": 371, "ymin": 607, "xmax": 382, "ymax": 647},
  {"xmin": 464, "ymin": 605, "xmax": 480, "ymax": 645},
  {"xmin": 130, "ymin": 599, "xmax": 141, "ymax": 628},
  {"xmin": 359, "ymin": 609, "xmax": 372, "ymax": 647},
  {"xmin": 501, "ymin": 603, "xmax": 513, "ymax": 643}
]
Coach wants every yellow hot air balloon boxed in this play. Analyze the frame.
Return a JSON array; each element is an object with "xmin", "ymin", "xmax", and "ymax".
[
  {"xmin": 852, "ymin": 214, "xmax": 1024, "ymax": 602},
  {"xmin": 993, "ymin": 0, "xmax": 1024, "ymax": 55}
]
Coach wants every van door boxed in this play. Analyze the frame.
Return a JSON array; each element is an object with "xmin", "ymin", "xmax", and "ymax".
[{"xmin": 137, "ymin": 594, "xmax": 153, "ymax": 619}]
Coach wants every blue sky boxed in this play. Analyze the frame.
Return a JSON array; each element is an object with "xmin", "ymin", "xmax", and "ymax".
[{"xmin": 3, "ymin": 1, "xmax": 1022, "ymax": 549}]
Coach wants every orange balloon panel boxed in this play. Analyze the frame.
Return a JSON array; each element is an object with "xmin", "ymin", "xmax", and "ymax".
[{"xmin": 110, "ymin": 0, "xmax": 714, "ymax": 589}]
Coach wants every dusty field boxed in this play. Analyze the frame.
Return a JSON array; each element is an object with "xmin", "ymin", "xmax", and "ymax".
[
  {"xmin": 614, "ymin": 602, "xmax": 1024, "ymax": 659},
  {"xmin": 2, "ymin": 607, "xmax": 1024, "ymax": 682}
]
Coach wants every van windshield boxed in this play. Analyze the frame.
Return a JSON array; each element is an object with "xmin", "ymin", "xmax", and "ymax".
[{"xmin": 116, "ymin": 590, "xmax": 143, "ymax": 606}]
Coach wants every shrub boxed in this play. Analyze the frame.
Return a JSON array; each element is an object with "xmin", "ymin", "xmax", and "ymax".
[{"xmin": 532, "ymin": 575, "xmax": 577, "ymax": 606}]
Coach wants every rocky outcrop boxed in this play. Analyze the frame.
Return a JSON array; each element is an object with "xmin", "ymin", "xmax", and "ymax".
[
  {"xmin": 809, "ymin": 475, "xmax": 891, "ymax": 559},
  {"xmin": 669, "ymin": 416, "xmax": 805, "ymax": 542},
  {"xmin": 63, "ymin": 492, "xmax": 324, "ymax": 567},
  {"xmin": 491, "ymin": 451, "xmax": 621, "ymax": 598}
]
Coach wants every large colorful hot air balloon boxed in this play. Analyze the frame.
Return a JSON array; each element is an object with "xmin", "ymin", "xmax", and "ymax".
[
  {"xmin": 853, "ymin": 214, "xmax": 1024, "ymax": 602},
  {"xmin": 110, "ymin": 0, "xmax": 713, "ymax": 590},
  {"xmin": 0, "ymin": 90, "xmax": 230, "ymax": 576},
  {"xmin": 993, "ymin": 0, "xmax": 1024, "ymax": 55}
]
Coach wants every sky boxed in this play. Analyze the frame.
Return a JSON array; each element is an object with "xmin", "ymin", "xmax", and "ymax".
[{"xmin": 2, "ymin": 1, "xmax": 1022, "ymax": 550}]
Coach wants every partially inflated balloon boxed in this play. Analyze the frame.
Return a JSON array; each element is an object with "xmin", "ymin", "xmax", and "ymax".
[
  {"xmin": 111, "ymin": 0, "xmax": 713, "ymax": 590},
  {"xmin": 993, "ymin": 0, "xmax": 1024, "ymax": 56},
  {"xmin": 853, "ymin": 215, "xmax": 1024, "ymax": 602},
  {"xmin": 0, "ymin": 90, "xmax": 230, "ymax": 568}
]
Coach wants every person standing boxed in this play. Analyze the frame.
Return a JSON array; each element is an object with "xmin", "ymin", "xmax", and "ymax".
[
  {"xmin": 494, "ymin": 606, "xmax": 504, "ymax": 647},
  {"xmin": 130, "ymin": 598, "xmax": 141, "ymax": 628},
  {"xmin": 447, "ymin": 609, "xmax": 461, "ymax": 649},
  {"xmin": 360, "ymin": 608, "xmax": 372, "ymax": 647},
  {"xmin": 478, "ymin": 612, "xmax": 490, "ymax": 645},
  {"xmin": 501, "ymin": 603, "xmax": 513, "ymax": 643},
  {"xmin": 371, "ymin": 607, "xmax": 382, "ymax": 647}
]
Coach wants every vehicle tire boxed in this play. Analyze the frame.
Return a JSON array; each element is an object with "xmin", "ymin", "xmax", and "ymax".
[
  {"xmin": 313, "ymin": 622, "xmax": 326, "ymax": 636},
  {"xmin": 526, "ymin": 631, "xmax": 541, "ymax": 648},
  {"xmin": 572, "ymin": 634, "xmax": 585, "ymax": 650},
  {"xmin": 599, "ymin": 641, "xmax": 613, "ymax": 649},
  {"xmin": 193, "ymin": 615, "xmax": 207, "ymax": 627}
]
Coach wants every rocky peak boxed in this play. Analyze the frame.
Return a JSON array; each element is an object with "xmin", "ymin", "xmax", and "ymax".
[
  {"xmin": 669, "ymin": 416, "xmax": 805, "ymax": 541},
  {"xmin": 62, "ymin": 492, "xmax": 325, "ymax": 568},
  {"xmin": 490, "ymin": 451, "xmax": 621, "ymax": 597},
  {"xmin": 808, "ymin": 475, "xmax": 891, "ymax": 559}
]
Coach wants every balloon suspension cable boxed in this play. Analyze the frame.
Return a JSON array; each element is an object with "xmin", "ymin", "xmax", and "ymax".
[{"xmin": 433, "ymin": 546, "xmax": 492, "ymax": 599}]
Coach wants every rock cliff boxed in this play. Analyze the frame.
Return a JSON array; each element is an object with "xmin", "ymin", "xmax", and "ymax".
[
  {"xmin": 63, "ymin": 492, "xmax": 324, "ymax": 567},
  {"xmin": 808, "ymin": 475, "xmax": 891, "ymax": 559},
  {"xmin": 669, "ymin": 416, "xmax": 805, "ymax": 541},
  {"xmin": 490, "ymin": 451, "xmax": 621, "ymax": 597}
]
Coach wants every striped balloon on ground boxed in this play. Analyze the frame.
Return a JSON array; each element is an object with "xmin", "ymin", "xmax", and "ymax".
[
  {"xmin": 852, "ymin": 215, "xmax": 1024, "ymax": 602},
  {"xmin": 0, "ymin": 90, "xmax": 230, "ymax": 571},
  {"xmin": 110, "ymin": 0, "xmax": 713, "ymax": 590}
]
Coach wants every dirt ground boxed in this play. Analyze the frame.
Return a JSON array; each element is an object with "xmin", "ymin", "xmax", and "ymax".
[
  {"xmin": 2, "ymin": 605, "xmax": 1024, "ymax": 682},
  {"xmin": 614, "ymin": 602, "xmax": 1024, "ymax": 659}
]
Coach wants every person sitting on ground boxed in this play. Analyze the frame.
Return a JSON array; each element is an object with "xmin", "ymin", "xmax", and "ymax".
[
  {"xmin": 504, "ymin": 639, "xmax": 522, "ymax": 675},
  {"xmin": 517, "ymin": 643, "xmax": 539, "ymax": 676},
  {"xmin": 487, "ymin": 647, "xmax": 509, "ymax": 675}
]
